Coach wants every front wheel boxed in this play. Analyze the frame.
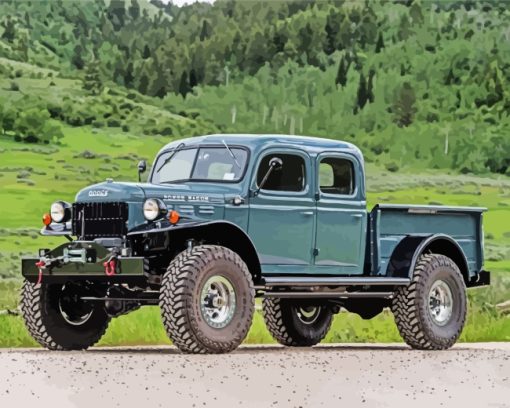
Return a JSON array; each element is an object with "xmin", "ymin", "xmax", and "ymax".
[
  {"xmin": 391, "ymin": 253, "xmax": 467, "ymax": 350},
  {"xmin": 262, "ymin": 298, "xmax": 333, "ymax": 347},
  {"xmin": 159, "ymin": 245, "xmax": 255, "ymax": 354},
  {"xmin": 20, "ymin": 280, "xmax": 110, "ymax": 350}
]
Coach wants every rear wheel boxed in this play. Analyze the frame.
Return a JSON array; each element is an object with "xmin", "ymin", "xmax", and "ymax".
[
  {"xmin": 391, "ymin": 253, "xmax": 467, "ymax": 350},
  {"xmin": 159, "ymin": 245, "xmax": 255, "ymax": 354},
  {"xmin": 262, "ymin": 298, "xmax": 333, "ymax": 347},
  {"xmin": 20, "ymin": 280, "xmax": 110, "ymax": 350}
]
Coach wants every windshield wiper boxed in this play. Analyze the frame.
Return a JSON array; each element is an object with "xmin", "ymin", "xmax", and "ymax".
[
  {"xmin": 156, "ymin": 142, "xmax": 186, "ymax": 173},
  {"xmin": 222, "ymin": 140, "xmax": 241, "ymax": 169}
]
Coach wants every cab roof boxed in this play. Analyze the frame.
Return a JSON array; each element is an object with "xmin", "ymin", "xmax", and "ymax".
[{"xmin": 158, "ymin": 134, "xmax": 364, "ymax": 163}]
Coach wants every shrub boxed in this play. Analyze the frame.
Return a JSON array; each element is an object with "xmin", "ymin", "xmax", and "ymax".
[
  {"xmin": 9, "ymin": 81, "xmax": 19, "ymax": 91},
  {"xmin": 385, "ymin": 162, "xmax": 399, "ymax": 172}
]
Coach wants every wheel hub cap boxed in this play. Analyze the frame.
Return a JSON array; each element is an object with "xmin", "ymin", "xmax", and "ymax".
[
  {"xmin": 58, "ymin": 284, "xmax": 94, "ymax": 326},
  {"xmin": 296, "ymin": 306, "xmax": 321, "ymax": 325},
  {"xmin": 428, "ymin": 280, "xmax": 453, "ymax": 326},
  {"xmin": 200, "ymin": 276, "xmax": 236, "ymax": 329}
]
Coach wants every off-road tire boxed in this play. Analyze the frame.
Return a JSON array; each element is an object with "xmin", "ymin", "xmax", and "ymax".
[
  {"xmin": 262, "ymin": 298, "xmax": 333, "ymax": 347},
  {"xmin": 20, "ymin": 280, "xmax": 110, "ymax": 350},
  {"xmin": 391, "ymin": 253, "xmax": 467, "ymax": 350},
  {"xmin": 159, "ymin": 245, "xmax": 255, "ymax": 354}
]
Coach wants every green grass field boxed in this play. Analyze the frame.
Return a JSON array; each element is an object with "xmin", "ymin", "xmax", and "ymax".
[{"xmin": 0, "ymin": 128, "xmax": 509, "ymax": 347}]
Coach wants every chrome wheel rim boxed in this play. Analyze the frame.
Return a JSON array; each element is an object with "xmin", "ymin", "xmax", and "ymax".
[
  {"xmin": 296, "ymin": 306, "xmax": 321, "ymax": 325},
  {"xmin": 58, "ymin": 284, "xmax": 93, "ymax": 326},
  {"xmin": 428, "ymin": 280, "xmax": 453, "ymax": 326},
  {"xmin": 200, "ymin": 275, "xmax": 236, "ymax": 329}
]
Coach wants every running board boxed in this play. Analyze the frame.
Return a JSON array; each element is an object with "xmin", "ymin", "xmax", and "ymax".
[
  {"xmin": 263, "ymin": 276, "xmax": 410, "ymax": 287},
  {"xmin": 264, "ymin": 291, "xmax": 393, "ymax": 299}
]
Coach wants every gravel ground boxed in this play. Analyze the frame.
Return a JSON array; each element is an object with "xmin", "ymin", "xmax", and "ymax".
[{"xmin": 0, "ymin": 343, "xmax": 509, "ymax": 408}]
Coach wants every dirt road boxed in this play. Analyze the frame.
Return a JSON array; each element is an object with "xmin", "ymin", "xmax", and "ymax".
[{"xmin": 0, "ymin": 343, "xmax": 509, "ymax": 408}]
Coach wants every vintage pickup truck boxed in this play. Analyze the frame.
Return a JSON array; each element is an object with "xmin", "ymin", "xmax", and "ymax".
[{"xmin": 21, "ymin": 134, "xmax": 489, "ymax": 353}]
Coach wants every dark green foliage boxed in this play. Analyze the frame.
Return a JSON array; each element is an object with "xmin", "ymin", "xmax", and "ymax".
[
  {"xmin": 83, "ymin": 59, "xmax": 102, "ymax": 95},
  {"xmin": 375, "ymin": 32, "xmax": 384, "ymax": 53},
  {"xmin": 1, "ymin": 16, "xmax": 16, "ymax": 43},
  {"xmin": 356, "ymin": 72, "xmax": 368, "ymax": 111},
  {"xmin": 393, "ymin": 82, "xmax": 417, "ymax": 128},
  {"xmin": 335, "ymin": 57, "xmax": 348, "ymax": 87},
  {"xmin": 0, "ymin": 0, "xmax": 508, "ymax": 175}
]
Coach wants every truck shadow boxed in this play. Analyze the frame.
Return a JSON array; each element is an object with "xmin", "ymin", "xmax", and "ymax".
[{"xmin": 87, "ymin": 344, "xmax": 412, "ymax": 354}]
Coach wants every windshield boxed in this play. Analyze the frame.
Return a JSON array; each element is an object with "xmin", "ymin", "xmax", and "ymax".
[{"xmin": 151, "ymin": 147, "xmax": 248, "ymax": 184}]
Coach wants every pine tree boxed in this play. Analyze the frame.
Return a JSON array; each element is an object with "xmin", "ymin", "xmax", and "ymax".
[
  {"xmin": 178, "ymin": 71, "xmax": 191, "ymax": 97},
  {"xmin": 367, "ymin": 69, "xmax": 375, "ymax": 103},
  {"xmin": 199, "ymin": 20, "xmax": 212, "ymax": 41},
  {"xmin": 142, "ymin": 45, "xmax": 151, "ymax": 59},
  {"xmin": 128, "ymin": 0, "xmax": 140, "ymax": 20},
  {"xmin": 335, "ymin": 57, "xmax": 348, "ymax": 87},
  {"xmin": 410, "ymin": 1, "xmax": 424, "ymax": 26},
  {"xmin": 375, "ymin": 32, "xmax": 384, "ymax": 53},
  {"xmin": 72, "ymin": 44, "xmax": 85, "ymax": 70},
  {"xmin": 1, "ymin": 16, "xmax": 16, "ymax": 43},
  {"xmin": 393, "ymin": 82, "xmax": 417, "ymax": 127},
  {"xmin": 124, "ymin": 61, "xmax": 134, "ymax": 88},
  {"xmin": 357, "ymin": 72, "xmax": 368, "ymax": 111},
  {"xmin": 83, "ymin": 59, "xmax": 103, "ymax": 95}
]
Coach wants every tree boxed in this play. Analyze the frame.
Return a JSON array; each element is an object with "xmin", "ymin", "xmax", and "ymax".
[
  {"xmin": 393, "ymin": 82, "xmax": 417, "ymax": 127},
  {"xmin": 199, "ymin": 19, "xmax": 213, "ymax": 41},
  {"xmin": 367, "ymin": 69, "xmax": 375, "ymax": 103},
  {"xmin": 178, "ymin": 71, "xmax": 191, "ymax": 97},
  {"xmin": 398, "ymin": 14, "xmax": 412, "ymax": 41},
  {"xmin": 410, "ymin": 1, "xmax": 424, "ymax": 26},
  {"xmin": 1, "ymin": 16, "xmax": 16, "ymax": 43},
  {"xmin": 83, "ymin": 59, "xmax": 103, "ymax": 95},
  {"xmin": 335, "ymin": 57, "xmax": 348, "ymax": 87},
  {"xmin": 128, "ymin": 0, "xmax": 140, "ymax": 20},
  {"xmin": 356, "ymin": 72, "xmax": 368, "ymax": 111},
  {"xmin": 72, "ymin": 44, "xmax": 85, "ymax": 70},
  {"xmin": 107, "ymin": 0, "xmax": 126, "ymax": 31},
  {"xmin": 375, "ymin": 32, "xmax": 384, "ymax": 53},
  {"xmin": 142, "ymin": 44, "xmax": 151, "ymax": 59}
]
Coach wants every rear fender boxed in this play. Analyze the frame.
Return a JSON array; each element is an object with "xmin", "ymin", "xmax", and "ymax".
[{"xmin": 387, "ymin": 234, "xmax": 470, "ymax": 284}]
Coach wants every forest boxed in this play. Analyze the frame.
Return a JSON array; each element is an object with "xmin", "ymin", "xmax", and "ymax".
[{"xmin": 0, "ymin": 0, "xmax": 509, "ymax": 175}]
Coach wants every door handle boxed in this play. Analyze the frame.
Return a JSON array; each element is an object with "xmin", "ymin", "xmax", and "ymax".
[
  {"xmin": 351, "ymin": 214, "xmax": 363, "ymax": 218},
  {"xmin": 301, "ymin": 211, "xmax": 314, "ymax": 216}
]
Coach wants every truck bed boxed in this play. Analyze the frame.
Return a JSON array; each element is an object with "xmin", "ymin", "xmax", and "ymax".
[{"xmin": 369, "ymin": 204, "xmax": 486, "ymax": 279}]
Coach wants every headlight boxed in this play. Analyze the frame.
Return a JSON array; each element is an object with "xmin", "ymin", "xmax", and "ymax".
[
  {"xmin": 143, "ymin": 198, "xmax": 167, "ymax": 221},
  {"xmin": 50, "ymin": 201, "xmax": 71, "ymax": 223}
]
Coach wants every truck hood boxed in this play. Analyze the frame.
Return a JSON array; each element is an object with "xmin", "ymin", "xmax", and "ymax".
[
  {"xmin": 75, "ymin": 181, "xmax": 242, "ymax": 205},
  {"xmin": 75, "ymin": 181, "xmax": 146, "ymax": 202}
]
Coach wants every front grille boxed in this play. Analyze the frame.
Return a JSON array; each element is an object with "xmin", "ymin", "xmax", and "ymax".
[{"xmin": 72, "ymin": 202, "xmax": 128, "ymax": 240}]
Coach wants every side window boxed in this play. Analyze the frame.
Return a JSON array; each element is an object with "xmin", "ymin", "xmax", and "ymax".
[
  {"xmin": 319, "ymin": 157, "xmax": 354, "ymax": 195},
  {"xmin": 257, "ymin": 153, "xmax": 306, "ymax": 192}
]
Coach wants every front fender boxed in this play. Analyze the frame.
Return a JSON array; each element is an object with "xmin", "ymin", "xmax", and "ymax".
[{"xmin": 127, "ymin": 218, "xmax": 226, "ymax": 236}]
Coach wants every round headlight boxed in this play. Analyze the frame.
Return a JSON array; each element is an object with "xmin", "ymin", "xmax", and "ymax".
[
  {"xmin": 143, "ymin": 199, "xmax": 166, "ymax": 221},
  {"xmin": 50, "ymin": 201, "xmax": 70, "ymax": 223}
]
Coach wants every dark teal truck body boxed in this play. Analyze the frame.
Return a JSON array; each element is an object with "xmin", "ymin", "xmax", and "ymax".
[
  {"xmin": 22, "ymin": 134, "xmax": 489, "ymax": 287},
  {"xmin": 20, "ymin": 134, "xmax": 490, "ymax": 353}
]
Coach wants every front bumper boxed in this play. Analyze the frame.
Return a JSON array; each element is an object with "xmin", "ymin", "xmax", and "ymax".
[{"xmin": 22, "ymin": 241, "xmax": 146, "ymax": 284}]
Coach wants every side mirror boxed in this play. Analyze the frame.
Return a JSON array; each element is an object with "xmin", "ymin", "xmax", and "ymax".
[
  {"xmin": 137, "ymin": 160, "xmax": 147, "ymax": 182},
  {"xmin": 254, "ymin": 156, "xmax": 283, "ymax": 196},
  {"xmin": 269, "ymin": 157, "xmax": 283, "ymax": 170}
]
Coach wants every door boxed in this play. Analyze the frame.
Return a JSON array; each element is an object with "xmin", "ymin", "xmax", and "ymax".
[
  {"xmin": 248, "ymin": 150, "xmax": 315, "ymax": 266},
  {"xmin": 314, "ymin": 153, "xmax": 366, "ymax": 273}
]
